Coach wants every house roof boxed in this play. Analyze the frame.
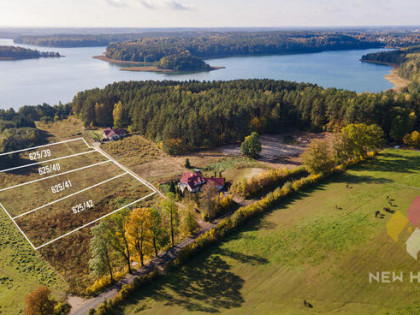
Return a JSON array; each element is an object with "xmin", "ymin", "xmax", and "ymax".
[
  {"xmin": 205, "ymin": 177, "xmax": 225, "ymax": 189},
  {"xmin": 103, "ymin": 128, "xmax": 127, "ymax": 137},
  {"xmin": 180, "ymin": 172, "xmax": 205, "ymax": 188}
]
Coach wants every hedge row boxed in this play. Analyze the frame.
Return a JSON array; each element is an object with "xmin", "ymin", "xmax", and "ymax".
[
  {"xmin": 91, "ymin": 152, "xmax": 375, "ymax": 314},
  {"xmin": 234, "ymin": 167, "xmax": 308, "ymax": 198},
  {"xmin": 92, "ymin": 270, "xmax": 160, "ymax": 315}
]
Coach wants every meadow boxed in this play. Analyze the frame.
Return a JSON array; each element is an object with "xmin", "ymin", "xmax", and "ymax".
[
  {"xmin": 104, "ymin": 149, "xmax": 420, "ymax": 314},
  {"xmin": 0, "ymin": 209, "xmax": 67, "ymax": 314}
]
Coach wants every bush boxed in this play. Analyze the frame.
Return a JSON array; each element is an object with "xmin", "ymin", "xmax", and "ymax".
[
  {"xmin": 403, "ymin": 131, "xmax": 420, "ymax": 148},
  {"xmin": 240, "ymin": 132, "xmax": 261, "ymax": 158},
  {"xmin": 234, "ymin": 167, "xmax": 307, "ymax": 198},
  {"xmin": 85, "ymin": 271, "xmax": 126, "ymax": 296}
]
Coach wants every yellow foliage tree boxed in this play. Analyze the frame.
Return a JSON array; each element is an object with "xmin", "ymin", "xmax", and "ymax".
[
  {"xmin": 125, "ymin": 208, "xmax": 153, "ymax": 266},
  {"xmin": 403, "ymin": 131, "xmax": 420, "ymax": 148},
  {"xmin": 113, "ymin": 101, "xmax": 124, "ymax": 128}
]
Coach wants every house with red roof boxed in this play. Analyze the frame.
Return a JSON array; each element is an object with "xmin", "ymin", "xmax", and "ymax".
[
  {"xmin": 178, "ymin": 170, "xmax": 225, "ymax": 193},
  {"xmin": 103, "ymin": 127, "xmax": 127, "ymax": 141}
]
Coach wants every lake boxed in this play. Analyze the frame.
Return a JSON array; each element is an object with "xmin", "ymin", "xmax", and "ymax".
[{"xmin": 0, "ymin": 38, "xmax": 393, "ymax": 110}]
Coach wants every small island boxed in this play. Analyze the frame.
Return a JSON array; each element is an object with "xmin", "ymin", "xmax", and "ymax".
[
  {"xmin": 125, "ymin": 54, "xmax": 223, "ymax": 73},
  {"xmin": 94, "ymin": 53, "xmax": 223, "ymax": 73},
  {"xmin": 0, "ymin": 45, "xmax": 62, "ymax": 61}
]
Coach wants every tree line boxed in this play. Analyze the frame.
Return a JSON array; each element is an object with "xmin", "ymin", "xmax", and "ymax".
[
  {"xmin": 105, "ymin": 32, "xmax": 381, "ymax": 63},
  {"xmin": 88, "ymin": 193, "xmax": 199, "ymax": 291},
  {"xmin": 72, "ymin": 79, "xmax": 420, "ymax": 154},
  {"xmin": 0, "ymin": 45, "xmax": 61, "ymax": 59},
  {"xmin": 0, "ymin": 103, "xmax": 72, "ymax": 157},
  {"xmin": 13, "ymin": 29, "xmax": 420, "ymax": 49}
]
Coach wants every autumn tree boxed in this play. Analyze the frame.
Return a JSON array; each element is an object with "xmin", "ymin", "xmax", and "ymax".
[
  {"xmin": 24, "ymin": 286, "xmax": 56, "ymax": 315},
  {"xmin": 241, "ymin": 132, "xmax": 262, "ymax": 159},
  {"xmin": 340, "ymin": 123, "xmax": 385, "ymax": 157},
  {"xmin": 125, "ymin": 208, "xmax": 153, "ymax": 266},
  {"xmin": 162, "ymin": 192, "xmax": 179, "ymax": 247},
  {"xmin": 403, "ymin": 130, "xmax": 420, "ymax": 148},
  {"xmin": 182, "ymin": 203, "xmax": 199, "ymax": 235},
  {"xmin": 113, "ymin": 101, "xmax": 124, "ymax": 129},
  {"xmin": 149, "ymin": 208, "xmax": 167, "ymax": 257},
  {"xmin": 89, "ymin": 221, "xmax": 116, "ymax": 283},
  {"xmin": 107, "ymin": 211, "xmax": 132, "ymax": 273},
  {"xmin": 199, "ymin": 184, "xmax": 219, "ymax": 220},
  {"xmin": 301, "ymin": 139, "xmax": 334, "ymax": 174}
]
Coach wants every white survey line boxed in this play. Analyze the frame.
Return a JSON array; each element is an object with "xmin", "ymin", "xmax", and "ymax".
[
  {"xmin": 80, "ymin": 138, "xmax": 92, "ymax": 149},
  {"xmin": 12, "ymin": 172, "xmax": 129, "ymax": 219},
  {"xmin": 0, "ymin": 137, "xmax": 158, "ymax": 250},
  {"xmin": 34, "ymin": 191, "xmax": 156, "ymax": 250},
  {"xmin": 0, "ymin": 202, "xmax": 36, "ymax": 250},
  {"xmin": 93, "ymin": 147, "xmax": 157, "ymax": 194},
  {"xmin": 0, "ymin": 137, "xmax": 86, "ymax": 157},
  {"xmin": 0, "ymin": 150, "xmax": 95, "ymax": 173},
  {"xmin": 0, "ymin": 160, "xmax": 112, "ymax": 193}
]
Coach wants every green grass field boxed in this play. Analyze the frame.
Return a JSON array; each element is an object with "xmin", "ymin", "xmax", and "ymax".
[
  {"xmin": 0, "ymin": 209, "xmax": 67, "ymax": 314},
  {"xmin": 106, "ymin": 149, "xmax": 420, "ymax": 314}
]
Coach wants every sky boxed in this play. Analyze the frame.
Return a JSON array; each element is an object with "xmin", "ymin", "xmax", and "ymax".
[{"xmin": 1, "ymin": 0, "xmax": 420, "ymax": 28}]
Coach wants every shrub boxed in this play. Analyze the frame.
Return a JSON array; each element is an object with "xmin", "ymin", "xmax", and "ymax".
[
  {"xmin": 403, "ymin": 131, "xmax": 420, "ymax": 148},
  {"xmin": 234, "ymin": 167, "xmax": 307, "ymax": 198}
]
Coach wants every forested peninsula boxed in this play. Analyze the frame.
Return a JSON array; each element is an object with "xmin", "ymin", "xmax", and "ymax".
[
  {"xmin": 0, "ymin": 46, "xmax": 61, "ymax": 60},
  {"xmin": 361, "ymin": 46, "xmax": 420, "ymax": 90}
]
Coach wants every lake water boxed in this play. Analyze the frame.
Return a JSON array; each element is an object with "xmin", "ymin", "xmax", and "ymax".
[{"xmin": 0, "ymin": 38, "xmax": 393, "ymax": 110}]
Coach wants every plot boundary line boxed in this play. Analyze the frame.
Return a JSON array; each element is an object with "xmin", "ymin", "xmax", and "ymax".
[
  {"xmin": 92, "ymin": 145, "xmax": 157, "ymax": 194},
  {"xmin": 0, "ymin": 137, "xmax": 157, "ymax": 249},
  {"xmin": 0, "ymin": 160, "xmax": 112, "ymax": 193},
  {"xmin": 34, "ymin": 192, "xmax": 156, "ymax": 250},
  {"xmin": 0, "ymin": 150, "xmax": 95, "ymax": 173},
  {"xmin": 12, "ymin": 172, "xmax": 130, "ymax": 219},
  {"xmin": 0, "ymin": 137, "xmax": 86, "ymax": 157},
  {"xmin": 0, "ymin": 202, "xmax": 36, "ymax": 250}
]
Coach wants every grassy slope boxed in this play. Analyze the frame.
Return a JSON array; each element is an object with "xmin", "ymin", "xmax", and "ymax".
[
  {"xmin": 107, "ymin": 149, "xmax": 420, "ymax": 314},
  {"xmin": 0, "ymin": 209, "xmax": 67, "ymax": 314}
]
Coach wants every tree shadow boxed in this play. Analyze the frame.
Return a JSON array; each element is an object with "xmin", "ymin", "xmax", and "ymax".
[
  {"xmin": 110, "ymin": 252, "xmax": 246, "ymax": 313},
  {"xmin": 215, "ymin": 248, "xmax": 269, "ymax": 265},
  {"xmin": 353, "ymin": 151, "xmax": 420, "ymax": 174}
]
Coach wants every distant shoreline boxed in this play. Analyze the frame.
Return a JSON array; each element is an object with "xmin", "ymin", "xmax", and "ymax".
[
  {"xmin": 0, "ymin": 56, "xmax": 63, "ymax": 61},
  {"xmin": 93, "ymin": 55, "xmax": 153, "ymax": 66},
  {"xmin": 94, "ymin": 54, "xmax": 225, "ymax": 73},
  {"xmin": 361, "ymin": 59, "xmax": 410, "ymax": 92},
  {"xmin": 384, "ymin": 68, "xmax": 410, "ymax": 92}
]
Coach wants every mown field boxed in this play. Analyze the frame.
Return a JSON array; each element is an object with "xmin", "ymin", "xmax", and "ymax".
[{"xmin": 105, "ymin": 149, "xmax": 420, "ymax": 314}]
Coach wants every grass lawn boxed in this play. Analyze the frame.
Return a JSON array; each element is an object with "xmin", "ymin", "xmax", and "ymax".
[
  {"xmin": 0, "ymin": 209, "xmax": 67, "ymax": 314},
  {"xmin": 106, "ymin": 149, "xmax": 420, "ymax": 314}
]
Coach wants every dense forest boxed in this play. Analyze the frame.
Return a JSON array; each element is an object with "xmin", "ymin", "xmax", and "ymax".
[
  {"xmin": 0, "ymin": 103, "xmax": 72, "ymax": 155},
  {"xmin": 0, "ymin": 46, "xmax": 61, "ymax": 60},
  {"xmin": 155, "ymin": 54, "xmax": 211, "ymax": 71},
  {"xmin": 72, "ymin": 79, "xmax": 420, "ymax": 154},
  {"xmin": 14, "ymin": 34, "xmax": 139, "ymax": 48},
  {"xmin": 105, "ymin": 32, "xmax": 381, "ymax": 63}
]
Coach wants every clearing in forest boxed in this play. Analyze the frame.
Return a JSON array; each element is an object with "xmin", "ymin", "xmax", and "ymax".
[{"xmin": 0, "ymin": 138, "xmax": 156, "ymax": 249}]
